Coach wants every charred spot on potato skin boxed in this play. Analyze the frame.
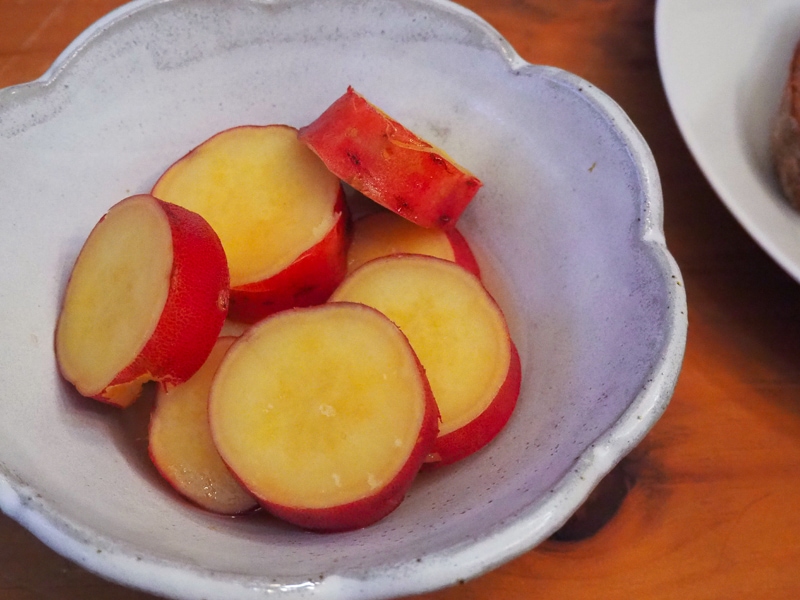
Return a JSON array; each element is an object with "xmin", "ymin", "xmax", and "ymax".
[
  {"xmin": 394, "ymin": 197, "xmax": 411, "ymax": 213},
  {"xmin": 346, "ymin": 151, "xmax": 361, "ymax": 167},
  {"xmin": 294, "ymin": 285, "xmax": 317, "ymax": 301},
  {"xmin": 430, "ymin": 153, "xmax": 446, "ymax": 167},
  {"xmin": 430, "ymin": 153, "xmax": 457, "ymax": 174}
]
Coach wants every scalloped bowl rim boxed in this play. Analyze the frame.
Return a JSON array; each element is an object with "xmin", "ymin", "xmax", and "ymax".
[{"xmin": 0, "ymin": 1, "xmax": 687, "ymax": 598}]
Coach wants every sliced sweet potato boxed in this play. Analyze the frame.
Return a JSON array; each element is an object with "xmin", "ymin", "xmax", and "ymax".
[
  {"xmin": 152, "ymin": 125, "xmax": 350, "ymax": 322},
  {"xmin": 347, "ymin": 209, "xmax": 481, "ymax": 277},
  {"xmin": 55, "ymin": 194, "xmax": 229, "ymax": 407},
  {"xmin": 330, "ymin": 255, "xmax": 521, "ymax": 465},
  {"xmin": 299, "ymin": 87, "xmax": 482, "ymax": 230},
  {"xmin": 209, "ymin": 303, "xmax": 439, "ymax": 531},
  {"xmin": 149, "ymin": 336, "xmax": 258, "ymax": 515}
]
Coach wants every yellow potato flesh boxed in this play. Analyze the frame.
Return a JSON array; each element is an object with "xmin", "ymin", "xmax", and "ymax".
[
  {"xmin": 209, "ymin": 305, "xmax": 426, "ymax": 509},
  {"xmin": 331, "ymin": 256, "xmax": 510, "ymax": 436},
  {"xmin": 55, "ymin": 196, "xmax": 172, "ymax": 397},
  {"xmin": 347, "ymin": 210, "xmax": 455, "ymax": 272},
  {"xmin": 150, "ymin": 337, "xmax": 256, "ymax": 514},
  {"xmin": 152, "ymin": 126, "xmax": 339, "ymax": 287}
]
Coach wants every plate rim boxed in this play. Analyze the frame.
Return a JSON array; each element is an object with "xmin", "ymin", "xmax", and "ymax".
[{"xmin": 655, "ymin": 0, "xmax": 800, "ymax": 283}]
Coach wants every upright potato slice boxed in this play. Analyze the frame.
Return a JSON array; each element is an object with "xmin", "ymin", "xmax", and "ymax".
[
  {"xmin": 347, "ymin": 209, "xmax": 481, "ymax": 277},
  {"xmin": 209, "ymin": 303, "xmax": 439, "ymax": 531},
  {"xmin": 330, "ymin": 255, "xmax": 521, "ymax": 466},
  {"xmin": 149, "ymin": 337, "xmax": 258, "ymax": 515},
  {"xmin": 298, "ymin": 87, "xmax": 482, "ymax": 230},
  {"xmin": 152, "ymin": 125, "xmax": 350, "ymax": 322},
  {"xmin": 55, "ymin": 194, "xmax": 229, "ymax": 407}
]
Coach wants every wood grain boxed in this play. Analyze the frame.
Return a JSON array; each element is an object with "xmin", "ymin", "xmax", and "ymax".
[{"xmin": 3, "ymin": 0, "xmax": 800, "ymax": 598}]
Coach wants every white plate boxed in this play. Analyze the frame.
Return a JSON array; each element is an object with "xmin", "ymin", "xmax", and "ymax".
[{"xmin": 656, "ymin": 0, "xmax": 800, "ymax": 280}]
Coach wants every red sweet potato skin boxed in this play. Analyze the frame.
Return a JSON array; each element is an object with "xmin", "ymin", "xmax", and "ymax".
[
  {"xmin": 299, "ymin": 87, "xmax": 482, "ymax": 230},
  {"xmin": 94, "ymin": 196, "xmax": 229, "ymax": 406}
]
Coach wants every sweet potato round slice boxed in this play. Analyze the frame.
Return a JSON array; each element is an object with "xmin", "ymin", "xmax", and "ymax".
[
  {"xmin": 55, "ymin": 194, "xmax": 229, "ymax": 407},
  {"xmin": 152, "ymin": 125, "xmax": 349, "ymax": 322},
  {"xmin": 330, "ymin": 255, "xmax": 521, "ymax": 465},
  {"xmin": 149, "ymin": 336, "xmax": 258, "ymax": 515},
  {"xmin": 209, "ymin": 303, "xmax": 438, "ymax": 531},
  {"xmin": 347, "ymin": 210, "xmax": 481, "ymax": 277}
]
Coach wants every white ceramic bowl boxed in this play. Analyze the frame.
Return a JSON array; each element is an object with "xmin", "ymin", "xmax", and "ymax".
[{"xmin": 0, "ymin": 0, "xmax": 687, "ymax": 598}]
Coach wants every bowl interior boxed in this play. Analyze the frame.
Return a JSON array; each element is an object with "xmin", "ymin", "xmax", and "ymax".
[{"xmin": 0, "ymin": 0, "xmax": 680, "ymax": 595}]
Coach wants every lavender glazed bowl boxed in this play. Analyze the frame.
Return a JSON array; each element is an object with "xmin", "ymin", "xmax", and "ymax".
[{"xmin": 0, "ymin": 0, "xmax": 687, "ymax": 598}]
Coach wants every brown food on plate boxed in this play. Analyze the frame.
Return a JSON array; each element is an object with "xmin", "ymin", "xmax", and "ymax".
[{"xmin": 772, "ymin": 39, "xmax": 800, "ymax": 208}]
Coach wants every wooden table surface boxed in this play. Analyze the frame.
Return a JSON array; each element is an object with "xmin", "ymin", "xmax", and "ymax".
[{"xmin": 3, "ymin": 0, "xmax": 800, "ymax": 598}]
